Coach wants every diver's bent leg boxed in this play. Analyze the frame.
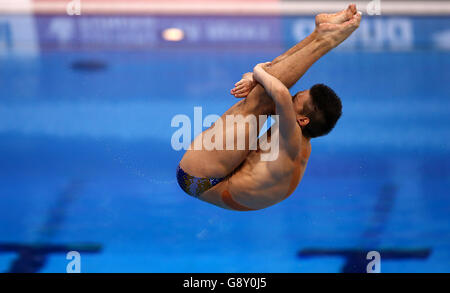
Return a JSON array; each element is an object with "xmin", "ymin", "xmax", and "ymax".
[
  {"xmin": 245, "ymin": 5, "xmax": 358, "ymax": 110},
  {"xmin": 179, "ymin": 98, "xmax": 269, "ymax": 179},
  {"xmin": 270, "ymin": 5, "xmax": 356, "ymax": 65},
  {"xmin": 179, "ymin": 12, "xmax": 359, "ymax": 179},
  {"xmin": 245, "ymin": 37, "xmax": 334, "ymax": 111},
  {"xmin": 180, "ymin": 38, "xmax": 332, "ymax": 179}
]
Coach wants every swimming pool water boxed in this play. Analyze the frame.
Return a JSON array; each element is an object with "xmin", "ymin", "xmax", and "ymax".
[{"xmin": 0, "ymin": 37, "xmax": 449, "ymax": 272}]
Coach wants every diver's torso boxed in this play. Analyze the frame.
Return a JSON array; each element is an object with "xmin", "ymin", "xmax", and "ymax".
[{"xmin": 228, "ymin": 136, "xmax": 311, "ymax": 210}]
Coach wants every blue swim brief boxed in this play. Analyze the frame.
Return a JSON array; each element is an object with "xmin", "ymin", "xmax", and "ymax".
[{"xmin": 176, "ymin": 165, "xmax": 225, "ymax": 197}]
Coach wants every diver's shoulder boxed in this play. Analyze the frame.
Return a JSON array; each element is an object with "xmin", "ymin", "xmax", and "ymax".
[{"xmin": 301, "ymin": 136, "xmax": 312, "ymax": 156}]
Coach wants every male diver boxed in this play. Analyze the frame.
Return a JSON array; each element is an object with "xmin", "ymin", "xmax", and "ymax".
[{"xmin": 176, "ymin": 5, "xmax": 362, "ymax": 211}]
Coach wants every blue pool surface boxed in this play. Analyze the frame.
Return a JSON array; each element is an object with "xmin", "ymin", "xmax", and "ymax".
[{"xmin": 1, "ymin": 22, "xmax": 450, "ymax": 272}]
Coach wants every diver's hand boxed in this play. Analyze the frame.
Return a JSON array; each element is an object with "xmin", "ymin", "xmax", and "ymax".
[
  {"xmin": 230, "ymin": 77, "xmax": 255, "ymax": 98},
  {"xmin": 252, "ymin": 62, "xmax": 271, "ymax": 84}
]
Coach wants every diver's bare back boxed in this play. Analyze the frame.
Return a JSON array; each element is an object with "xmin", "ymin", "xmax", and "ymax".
[{"xmin": 199, "ymin": 133, "xmax": 312, "ymax": 211}]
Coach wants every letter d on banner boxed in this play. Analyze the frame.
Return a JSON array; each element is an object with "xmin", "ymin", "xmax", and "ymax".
[
  {"xmin": 67, "ymin": 0, "xmax": 81, "ymax": 16},
  {"xmin": 366, "ymin": 0, "xmax": 381, "ymax": 15}
]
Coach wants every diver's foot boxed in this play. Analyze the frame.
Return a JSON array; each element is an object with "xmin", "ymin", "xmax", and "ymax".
[
  {"xmin": 315, "ymin": 4, "xmax": 357, "ymax": 26},
  {"xmin": 316, "ymin": 11, "xmax": 361, "ymax": 47}
]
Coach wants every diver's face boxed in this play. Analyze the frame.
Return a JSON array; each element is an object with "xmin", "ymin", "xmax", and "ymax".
[
  {"xmin": 292, "ymin": 90, "xmax": 312, "ymax": 115},
  {"xmin": 292, "ymin": 90, "xmax": 312, "ymax": 128}
]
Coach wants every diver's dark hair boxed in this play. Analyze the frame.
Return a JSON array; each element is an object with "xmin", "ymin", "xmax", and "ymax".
[{"xmin": 301, "ymin": 84, "xmax": 342, "ymax": 138}]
